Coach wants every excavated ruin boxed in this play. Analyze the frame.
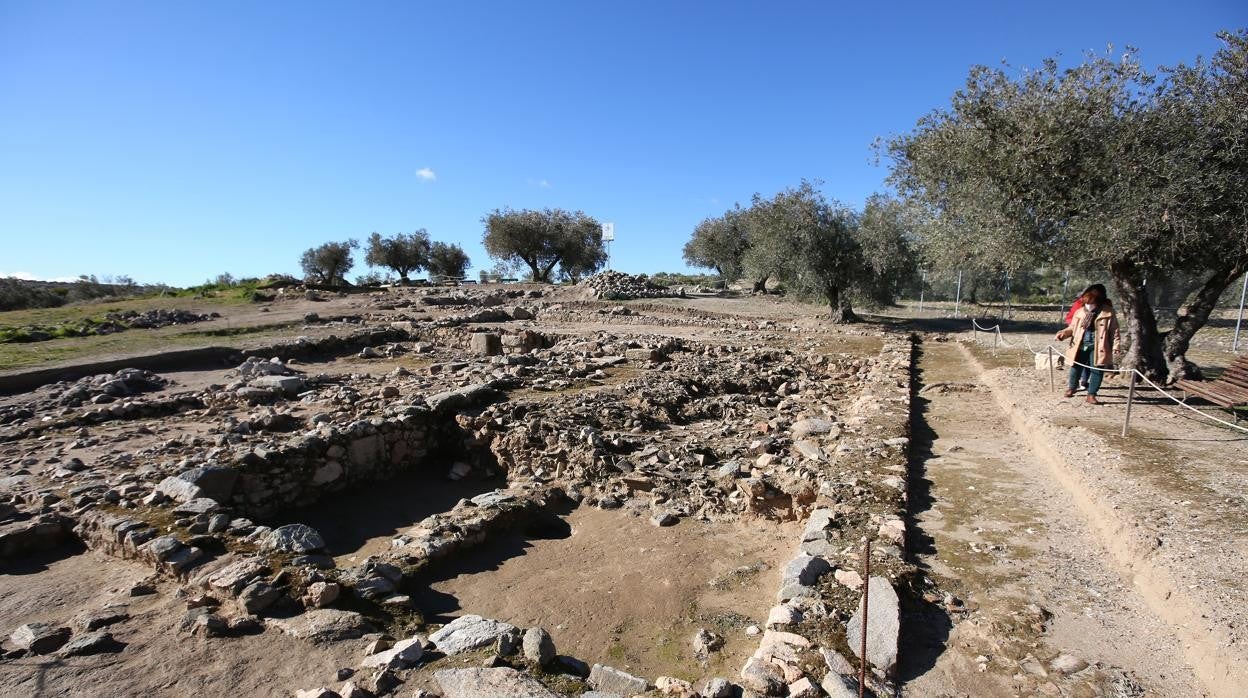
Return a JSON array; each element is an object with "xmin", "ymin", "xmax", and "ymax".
[{"xmin": 1, "ymin": 279, "xmax": 920, "ymax": 697}]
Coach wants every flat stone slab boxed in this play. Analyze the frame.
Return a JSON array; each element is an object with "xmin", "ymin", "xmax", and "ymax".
[
  {"xmin": 846, "ymin": 575, "xmax": 900, "ymax": 674},
  {"xmin": 272, "ymin": 609, "xmax": 374, "ymax": 643},
  {"xmin": 435, "ymin": 668, "xmax": 556, "ymax": 697},
  {"xmin": 588, "ymin": 663, "xmax": 649, "ymax": 695},
  {"xmin": 429, "ymin": 614, "xmax": 518, "ymax": 655}
]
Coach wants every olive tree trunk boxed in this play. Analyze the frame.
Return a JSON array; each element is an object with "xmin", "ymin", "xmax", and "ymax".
[
  {"xmin": 752, "ymin": 275, "xmax": 770, "ymax": 294},
  {"xmin": 1162, "ymin": 257, "xmax": 1248, "ymax": 381},
  {"xmin": 1110, "ymin": 259, "xmax": 1167, "ymax": 380},
  {"xmin": 827, "ymin": 286, "xmax": 860, "ymax": 324}
]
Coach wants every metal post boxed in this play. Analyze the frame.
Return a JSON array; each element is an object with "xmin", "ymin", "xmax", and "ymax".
[
  {"xmin": 1122, "ymin": 370, "xmax": 1138, "ymax": 437},
  {"xmin": 1233, "ymin": 272, "xmax": 1247, "ymax": 353},
  {"xmin": 993, "ymin": 328, "xmax": 999, "ymax": 353},
  {"xmin": 1004, "ymin": 272, "xmax": 1012, "ymax": 320},
  {"xmin": 1048, "ymin": 346, "xmax": 1055, "ymax": 393},
  {"xmin": 954, "ymin": 270, "xmax": 963, "ymax": 318},
  {"xmin": 859, "ymin": 539, "xmax": 870, "ymax": 698},
  {"xmin": 918, "ymin": 270, "xmax": 926, "ymax": 315},
  {"xmin": 1060, "ymin": 270, "xmax": 1070, "ymax": 324}
]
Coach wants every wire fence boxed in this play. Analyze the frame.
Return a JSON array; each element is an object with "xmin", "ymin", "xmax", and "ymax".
[{"xmin": 968, "ymin": 320, "xmax": 1248, "ymax": 435}]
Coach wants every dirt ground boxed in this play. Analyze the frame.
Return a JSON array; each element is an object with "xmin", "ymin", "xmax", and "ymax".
[
  {"xmin": 413, "ymin": 506, "xmax": 800, "ymax": 683},
  {"xmin": 903, "ymin": 341, "xmax": 1207, "ymax": 697}
]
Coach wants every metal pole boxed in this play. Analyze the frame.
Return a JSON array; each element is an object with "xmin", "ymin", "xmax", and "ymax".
[
  {"xmin": 1233, "ymin": 272, "xmax": 1248, "ymax": 353},
  {"xmin": 993, "ymin": 328, "xmax": 999, "ymax": 353},
  {"xmin": 918, "ymin": 270, "xmax": 926, "ymax": 315},
  {"xmin": 1060, "ymin": 270, "xmax": 1070, "ymax": 324},
  {"xmin": 1048, "ymin": 346, "xmax": 1055, "ymax": 393},
  {"xmin": 954, "ymin": 270, "xmax": 963, "ymax": 318},
  {"xmin": 859, "ymin": 539, "xmax": 870, "ymax": 698},
  {"xmin": 1122, "ymin": 371, "xmax": 1138, "ymax": 436},
  {"xmin": 1004, "ymin": 272, "xmax": 1012, "ymax": 320}
]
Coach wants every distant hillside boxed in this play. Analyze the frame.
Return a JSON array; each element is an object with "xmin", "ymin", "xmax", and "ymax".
[{"xmin": 0, "ymin": 276, "xmax": 168, "ymax": 311}]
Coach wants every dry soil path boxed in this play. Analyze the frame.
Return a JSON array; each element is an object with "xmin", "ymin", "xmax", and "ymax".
[{"xmin": 902, "ymin": 340, "xmax": 1206, "ymax": 697}]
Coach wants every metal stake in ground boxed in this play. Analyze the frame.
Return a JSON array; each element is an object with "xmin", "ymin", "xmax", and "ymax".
[
  {"xmin": 859, "ymin": 538, "xmax": 871, "ymax": 698},
  {"xmin": 1123, "ymin": 370, "xmax": 1138, "ymax": 437},
  {"xmin": 1048, "ymin": 346, "xmax": 1055, "ymax": 393}
]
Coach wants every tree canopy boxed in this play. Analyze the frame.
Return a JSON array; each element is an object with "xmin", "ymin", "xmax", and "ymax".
[
  {"xmin": 428, "ymin": 241, "xmax": 471, "ymax": 280},
  {"xmin": 884, "ymin": 31, "xmax": 1248, "ymax": 379},
  {"xmin": 482, "ymin": 208, "xmax": 605, "ymax": 283},
  {"xmin": 365, "ymin": 231, "xmax": 431, "ymax": 282},
  {"xmin": 300, "ymin": 240, "xmax": 357, "ymax": 286},
  {"xmin": 683, "ymin": 206, "xmax": 751, "ymax": 285}
]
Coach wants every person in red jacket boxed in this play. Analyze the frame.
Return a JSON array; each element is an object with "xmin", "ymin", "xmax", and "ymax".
[{"xmin": 1065, "ymin": 295, "xmax": 1085, "ymax": 325}]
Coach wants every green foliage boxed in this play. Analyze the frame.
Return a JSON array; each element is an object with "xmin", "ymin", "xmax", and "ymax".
[
  {"xmin": 482, "ymin": 208, "xmax": 605, "ymax": 283},
  {"xmin": 683, "ymin": 206, "xmax": 751, "ymax": 283},
  {"xmin": 428, "ymin": 241, "xmax": 471, "ymax": 280},
  {"xmin": 884, "ymin": 31, "xmax": 1248, "ymax": 378},
  {"xmin": 300, "ymin": 240, "xmax": 358, "ymax": 286},
  {"xmin": 365, "ymin": 231, "xmax": 431, "ymax": 281}
]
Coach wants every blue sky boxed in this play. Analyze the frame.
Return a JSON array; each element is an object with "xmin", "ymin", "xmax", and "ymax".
[{"xmin": 1, "ymin": 1, "xmax": 1242, "ymax": 286}]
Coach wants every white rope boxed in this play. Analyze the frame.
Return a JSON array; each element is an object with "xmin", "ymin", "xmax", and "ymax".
[{"xmin": 967, "ymin": 320, "xmax": 1248, "ymax": 434}]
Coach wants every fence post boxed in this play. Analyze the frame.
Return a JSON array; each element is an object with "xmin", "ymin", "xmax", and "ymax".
[
  {"xmin": 993, "ymin": 328, "xmax": 999, "ymax": 353},
  {"xmin": 954, "ymin": 270, "xmax": 963, "ymax": 318},
  {"xmin": 1048, "ymin": 346, "xmax": 1055, "ymax": 393},
  {"xmin": 918, "ymin": 270, "xmax": 926, "ymax": 315},
  {"xmin": 1122, "ymin": 371, "xmax": 1138, "ymax": 437},
  {"xmin": 859, "ymin": 538, "xmax": 870, "ymax": 698},
  {"xmin": 1233, "ymin": 272, "xmax": 1247, "ymax": 353}
]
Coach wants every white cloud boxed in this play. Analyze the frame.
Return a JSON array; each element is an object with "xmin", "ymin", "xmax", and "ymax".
[
  {"xmin": 527, "ymin": 178, "xmax": 552, "ymax": 189},
  {"xmin": 415, "ymin": 167, "xmax": 436, "ymax": 181},
  {"xmin": 2, "ymin": 271, "xmax": 81, "ymax": 282}
]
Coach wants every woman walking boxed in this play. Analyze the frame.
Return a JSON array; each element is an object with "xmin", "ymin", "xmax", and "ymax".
[{"xmin": 1054, "ymin": 284, "xmax": 1120, "ymax": 404}]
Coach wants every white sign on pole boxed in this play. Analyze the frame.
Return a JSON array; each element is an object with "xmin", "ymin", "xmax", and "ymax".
[{"xmin": 601, "ymin": 223, "xmax": 615, "ymax": 241}]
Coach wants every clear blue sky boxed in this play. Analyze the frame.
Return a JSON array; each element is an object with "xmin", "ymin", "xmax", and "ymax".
[{"xmin": 1, "ymin": 1, "xmax": 1242, "ymax": 286}]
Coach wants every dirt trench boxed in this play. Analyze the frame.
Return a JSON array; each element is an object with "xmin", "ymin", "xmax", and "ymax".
[{"xmin": 901, "ymin": 340, "xmax": 1207, "ymax": 696}]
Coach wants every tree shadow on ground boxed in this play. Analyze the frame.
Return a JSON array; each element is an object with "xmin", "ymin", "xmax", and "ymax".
[{"xmin": 0, "ymin": 537, "xmax": 86, "ymax": 576}]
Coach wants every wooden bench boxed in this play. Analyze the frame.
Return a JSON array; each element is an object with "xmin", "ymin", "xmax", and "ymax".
[{"xmin": 1174, "ymin": 354, "xmax": 1248, "ymax": 420}]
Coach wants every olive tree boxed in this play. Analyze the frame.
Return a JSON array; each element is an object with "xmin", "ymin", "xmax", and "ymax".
[
  {"xmin": 365, "ymin": 231, "xmax": 431, "ymax": 283},
  {"xmin": 300, "ymin": 240, "xmax": 357, "ymax": 286},
  {"xmin": 683, "ymin": 205, "xmax": 751, "ymax": 285},
  {"xmin": 427, "ymin": 241, "xmax": 471, "ymax": 280},
  {"xmin": 885, "ymin": 32, "xmax": 1248, "ymax": 380},
  {"xmin": 482, "ymin": 208, "xmax": 605, "ymax": 283}
]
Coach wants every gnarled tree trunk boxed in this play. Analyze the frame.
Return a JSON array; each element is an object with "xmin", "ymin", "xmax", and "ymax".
[
  {"xmin": 752, "ymin": 275, "xmax": 770, "ymax": 294},
  {"xmin": 1163, "ymin": 258, "xmax": 1248, "ymax": 381},
  {"xmin": 1110, "ymin": 259, "xmax": 1167, "ymax": 380},
  {"xmin": 827, "ymin": 286, "xmax": 860, "ymax": 324}
]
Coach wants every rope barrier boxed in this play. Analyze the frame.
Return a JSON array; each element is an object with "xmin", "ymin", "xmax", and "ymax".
[{"xmin": 967, "ymin": 320, "xmax": 1248, "ymax": 434}]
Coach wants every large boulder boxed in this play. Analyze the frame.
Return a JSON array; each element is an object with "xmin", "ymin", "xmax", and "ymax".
[
  {"xmin": 846, "ymin": 575, "xmax": 900, "ymax": 674},
  {"xmin": 429, "ymin": 615, "xmax": 518, "ymax": 655},
  {"xmin": 434, "ymin": 667, "xmax": 556, "ymax": 698},
  {"xmin": 260, "ymin": 524, "xmax": 327, "ymax": 554}
]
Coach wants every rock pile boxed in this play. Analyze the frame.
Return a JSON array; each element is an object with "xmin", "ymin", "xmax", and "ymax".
[
  {"xmin": 105, "ymin": 308, "xmax": 219, "ymax": 329},
  {"xmin": 580, "ymin": 271, "xmax": 678, "ymax": 300}
]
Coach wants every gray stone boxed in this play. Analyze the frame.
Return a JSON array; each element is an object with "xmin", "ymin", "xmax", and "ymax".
[
  {"xmin": 469, "ymin": 333, "xmax": 503, "ymax": 356},
  {"xmin": 739, "ymin": 656, "xmax": 784, "ymax": 695},
  {"xmin": 9, "ymin": 623, "xmax": 71, "ymax": 654},
  {"xmin": 820, "ymin": 672, "xmax": 859, "ymax": 698},
  {"xmin": 700, "ymin": 678, "xmax": 736, "ymax": 698},
  {"xmin": 1051, "ymin": 653, "xmax": 1089, "ymax": 675},
  {"xmin": 846, "ymin": 575, "xmax": 900, "ymax": 674},
  {"xmin": 154, "ymin": 476, "xmax": 204, "ymax": 503},
  {"xmin": 173, "ymin": 466, "xmax": 239, "ymax": 503},
  {"xmin": 261, "ymin": 524, "xmax": 327, "ymax": 554},
  {"xmin": 238, "ymin": 581, "xmax": 280, "ymax": 614},
  {"xmin": 312, "ymin": 461, "xmax": 344, "ymax": 485},
  {"xmin": 522, "ymin": 626, "xmax": 555, "ymax": 666},
  {"xmin": 429, "ymin": 615, "xmax": 519, "ymax": 655},
  {"xmin": 74, "ymin": 608, "xmax": 129, "ymax": 632},
  {"xmin": 434, "ymin": 667, "xmax": 556, "ymax": 698},
  {"xmin": 250, "ymin": 375, "xmax": 306, "ymax": 396},
  {"xmin": 59, "ymin": 631, "xmax": 123, "ymax": 656},
  {"xmin": 791, "ymin": 418, "xmax": 836, "ymax": 439},
  {"xmin": 588, "ymin": 663, "xmax": 648, "ymax": 695},
  {"xmin": 272, "ymin": 609, "xmax": 375, "ymax": 643},
  {"xmin": 362, "ymin": 636, "xmax": 424, "ymax": 670},
  {"xmin": 171, "ymin": 498, "xmax": 220, "ymax": 516},
  {"xmin": 783, "ymin": 554, "xmax": 832, "ymax": 586}
]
